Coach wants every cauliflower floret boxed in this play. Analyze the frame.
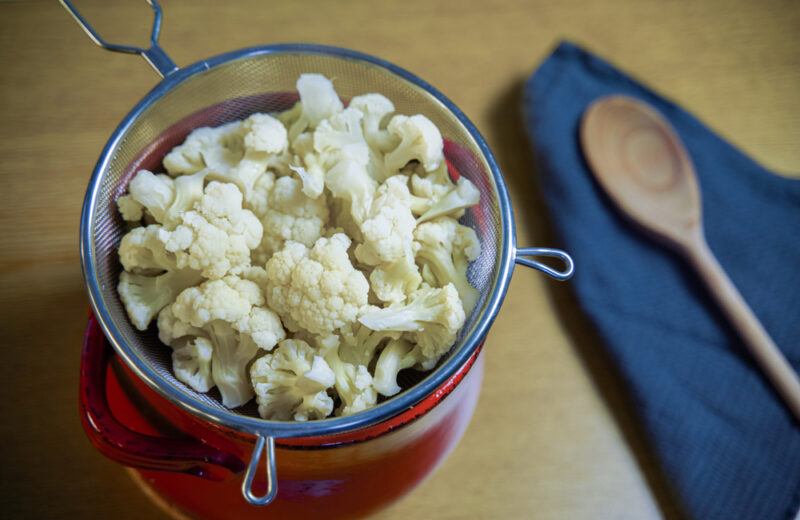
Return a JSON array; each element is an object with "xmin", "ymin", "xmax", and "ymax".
[
  {"xmin": 287, "ymin": 74, "xmax": 344, "ymax": 142},
  {"xmin": 311, "ymin": 334, "xmax": 377, "ymax": 416},
  {"xmin": 407, "ymin": 162, "xmax": 450, "ymax": 211},
  {"xmin": 161, "ymin": 275, "xmax": 286, "ymax": 407},
  {"xmin": 313, "ymin": 107, "xmax": 369, "ymax": 165},
  {"xmin": 290, "ymin": 131, "xmax": 315, "ymax": 157},
  {"xmin": 338, "ymin": 321, "xmax": 401, "ymax": 367},
  {"xmin": 413, "ymin": 217, "xmax": 481, "ymax": 313},
  {"xmin": 384, "ymin": 114, "xmax": 444, "ymax": 174},
  {"xmin": 404, "ymin": 161, "xmax": 480, "ymax": 224},
  {"xmin": 289, "ymin": 154, "xmax": 325, "ymax": 199},
  {"xmin": 369, "ymin": 253, "xmax": 422, "ymax": 304},
  {"xmin": 250, "ymin": 339, "xmax": 335, "ymax": 421},
  {"xmin": 354, "ymin": 175, "xmax": 416, "ymax": 266},
  {"xmin": 265, "ymin": 233, "xmax": 369, "ymax": 336},
  {"xmin": 163, "ymin": 121, "xmax": 243, "ymax": 175},
  {"xmin": 349, "ymin": 93, "xmax": 399, "ymax": 153},
  {"xmin": 237, "ymin": 306, "xmax": 286, "ymax": 351},
  {"xmin": 159, "ymin": 181, "xmax": 263, "ymax": 279},
  {"xmin": 314, "ymin": 106, "xmax": 385, "ymax": 182},
  {"xmin": 416, "ymin": 176, "xmax": 480, "ymax": 224},
  {"xmin": 117, "ymin": 225, "xmax": 203, "ymax": 330},
  {"xmin": 358, "ymin": 283, "xmax": 466, "ymax": 360},
  {"xmin": 329, "ymin": 353, "xmax": 377, "ymax": 416},
  {"xmin": 116, "ymin": 194, "xmax": 144, "ymax": 222},
  {"xmin": 171, "ymin": 337, "xmax": 214, "ymax": 393},
  {"xmin": 122, "ymin": 169, "xmax": 208, "ymax": 229},
  {"xmin": 242, "ymin": 113, "xmax": 288, "ymax": 154},
  {"xmin": 203, "ymin": 114, "xmax": 290, "ymax": 211},
  {"xmin": 372, "ymin": 338, "xmax": 418, "ymax": 397},
  {"xmin": 245, "ymin": 170, "xmax": 276, "ymax": 218},
  {"xmin": 171, "ymin": 275, "xmax": 264, "ymax": 327},
  {"xmin": 350, "ymin": 176, "xmax": 421, "ymax": 304},
  {"xmin": 253, "ymin": 176, "xmax": 330, "ymax": 265},
  {"xmin": 325, "ymin": 158, "xmax": 377, "ymax": 225}
]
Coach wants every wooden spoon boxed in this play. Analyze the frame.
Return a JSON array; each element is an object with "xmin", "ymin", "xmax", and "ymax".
[{"xmin": 580, "ymin": 95, "xmax": 800, "ymax": 422}]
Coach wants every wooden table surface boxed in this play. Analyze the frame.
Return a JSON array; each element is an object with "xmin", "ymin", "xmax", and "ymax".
[{"xmin": 1, "ymin": 1, "xmax": 797, "ymax": 518}]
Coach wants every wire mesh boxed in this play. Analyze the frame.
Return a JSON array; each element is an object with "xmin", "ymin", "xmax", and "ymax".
[{"xmin": 88, "ymin": 50, "xmax": 504, "ymax": 419}]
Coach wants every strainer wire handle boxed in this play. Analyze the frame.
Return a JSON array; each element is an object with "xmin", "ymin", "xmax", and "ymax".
[
  {"xmin": 59, "ymin": 0, "xmax": 179, "ymax": 78},
  {"xmin": 515, "ymin": 247, "xmax": 575, "ymax": 281},
  {"xmin": 242, "ymin": 434, "xmax": 279, "ymax": 506}
]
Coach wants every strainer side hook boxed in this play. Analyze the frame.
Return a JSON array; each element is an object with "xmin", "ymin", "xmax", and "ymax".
[
  {"xmin": 242, "ymin": 435, "xmax": 278, "ymax": 506},
  {"xmin": 60, "ymin": 0, "xmax": 178, "ymax": 78},
  {"xmin": 515, "ymin": 247, "xmax": 574, "ymax": 281}
]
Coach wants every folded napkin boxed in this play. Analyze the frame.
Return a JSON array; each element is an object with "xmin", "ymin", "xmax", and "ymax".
[{"xmin": 523, "ymin": 41, "xmax": 800, "ymax": 520}]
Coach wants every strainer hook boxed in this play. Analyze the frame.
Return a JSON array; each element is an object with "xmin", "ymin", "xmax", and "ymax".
[
  {"xmin": 242, "ymin": 434, "xmax": 278, "ymax": 506},
  {"xmin": 515, "ymin": 247, "xmax": 574, "ymax": 281},
  {"xmin": 60, "ymin": 0, "xmax": 178, "ymax": 78}
]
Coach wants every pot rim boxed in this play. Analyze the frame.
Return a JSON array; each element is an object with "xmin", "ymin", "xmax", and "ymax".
[{"xmin": 80, "ymin": 43, "xmax": 516, "ymax": 439}]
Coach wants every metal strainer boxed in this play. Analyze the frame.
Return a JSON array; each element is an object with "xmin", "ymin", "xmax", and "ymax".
[{"xmin": 65, "ymin": 0, "xmax": 573, "ymax": 506}]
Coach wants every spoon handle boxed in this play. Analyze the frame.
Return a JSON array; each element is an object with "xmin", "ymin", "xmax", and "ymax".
[{"xmin": 688, "ymin": 238, "xmax": 800, "ymax": 421}]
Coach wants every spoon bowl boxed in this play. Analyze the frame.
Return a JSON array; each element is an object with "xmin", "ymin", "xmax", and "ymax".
[{"xmin": 581, "ymin": 96, "xmax": 701, "ymax": 250}]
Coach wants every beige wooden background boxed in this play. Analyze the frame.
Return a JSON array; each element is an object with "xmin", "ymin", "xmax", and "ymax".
[{"xmin": 1, "ymin": 0, "xmax": 797, "ymax": 518}]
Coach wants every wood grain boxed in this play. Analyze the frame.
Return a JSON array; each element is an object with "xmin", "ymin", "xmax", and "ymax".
[{"xmin": 1, "ymin": 1, "xmax": 798, "ymax": 519}]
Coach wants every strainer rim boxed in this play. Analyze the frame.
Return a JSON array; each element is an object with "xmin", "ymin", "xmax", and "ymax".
[{"xmin": 80, "ymin": 43, "xmax": 515, "ymax": 438}]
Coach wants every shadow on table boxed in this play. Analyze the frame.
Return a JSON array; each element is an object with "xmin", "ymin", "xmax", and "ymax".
[{"xmin": 486, "ymin": 78, "xmax": 686, "ymax": 520}]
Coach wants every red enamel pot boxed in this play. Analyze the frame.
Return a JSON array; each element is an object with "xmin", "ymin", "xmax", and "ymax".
[{"xmin": 81, "ymin": 313, "xmax": 485, "ymax": 519}]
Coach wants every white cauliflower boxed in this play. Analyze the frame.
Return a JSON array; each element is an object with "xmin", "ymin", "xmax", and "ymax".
[
  {"xmin": 120, "ymin": 169, "xmax": 207, "ymax": 229},
  {"xmin": 338, "ymin": 321, "xmax": 401, "ymax": 367},
  {"xmin": 163, "ymin": 121, "xmax": 243, "ymax": 175},
  {"xmin": 264, "ymin": 233, "xmax": 369, "ymax": 336},
  {"xmin": 241, "ymin": 113, "xmax": 289, "ymax": 154},
  {"xmin": 116, "ymin": 194, "xmax": 144, "ymax": 222},
  {"xmin": 368, "ymin": 253, "xmax": 422, "ymax": 304},
  {"xmin": 405, "ymin": 162, "xmax": 481, "ymax": 223},
  {"xmin": 159, "ymin": 275, "xmax": 286, "ymax": 408},
  {"xmin": 349, "ymin": 176, "xmax": 421, "ymax": 304},
  {"xmin": 253, "ymin": 176, "xmax": 329, "ymax": 264},
  {"xmin": 416, "ymin": 176, "xmax": 480, "ymax": 224},
  {"xmin": 314, "ymin": 106, "xmax": 385, "ymax": 182},
  {"xmin": 309, "ymin": 334, "xmax": 377, "ymax": 416},
  {"xmin": 244, "ymin": 170, "xmax": 276, "ymax": 218},
  {"xmin": 349, "ymin": 93, "xmax": 399, "ymax": 153},
  {"xmin": 325, "ymin": 158, "xmax": 377, "ymax": 225},
  {"xmin": 203, "ymin": 114, "xmax": 289, "ymax": 212},
  {"xmin": 287, "ymin": 74, "xmax": 344, "ymax": 142},
  {"xmin": 384, "ymin": 114, "xmax": 444, "ymax": 173},
  {"xmin": 354, "ymin": 175, "xmax": 416, "ymax": 266},
  {"xmin": 358, "ymin": 283, "xmax": 466, "ymax": 361},
  {"xmin": 250, "ymin": 339, "xmax": 335, "ymax": 421},
  {"xmin": 313, "ymin": 106, "xmax": 370, "ymax": 166},
  {"xmin": 159, "ymin": 181, "xmax": 263, "ymax": 279},
  {"xmin": 170, "ymin": 337, "xmax": 214, "ymax": 393},
  {"xmin": 328, "ymin": 349, "xmax": 377, "ymax": 416},
  {"xmin": 289, "ymin": 153, "xmax": 325, "ymax": 199},
  {"xmin": 114, "ymin": 74, "xmax": 484, "ymax": 420},
  {"xmin": 117, "ymin": 225, "xmax": 203, "ymax": 330},
  {"xmin": 413, "ymin": 217, "xmax": 481, "ymax": 313},
  {"xmin": 372, "ymin": 337, "xmax": 417, "ymax": 397}
]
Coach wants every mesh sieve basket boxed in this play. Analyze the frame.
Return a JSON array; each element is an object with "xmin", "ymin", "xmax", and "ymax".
[{"xmin": 65, "ymin": 0, "xmax": 573, "ymax": 506}]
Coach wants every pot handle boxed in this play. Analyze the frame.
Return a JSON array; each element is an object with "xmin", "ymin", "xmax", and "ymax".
[
  {"xmin": 80, "ymin": 315, "xmax": 245, "ymax": 480},
  {"xmin": 515, "ymin": 247, "xmax": 575, "ymax": 281},
  {"xmin": 60, "ymin": 0, "xmax": 179, "ymax": 78}
]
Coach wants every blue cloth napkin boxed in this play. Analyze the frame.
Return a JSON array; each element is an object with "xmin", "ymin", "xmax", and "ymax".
[{"xmin": 523, "ymin": 41, "xmax": 800, "ymax": 520}]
